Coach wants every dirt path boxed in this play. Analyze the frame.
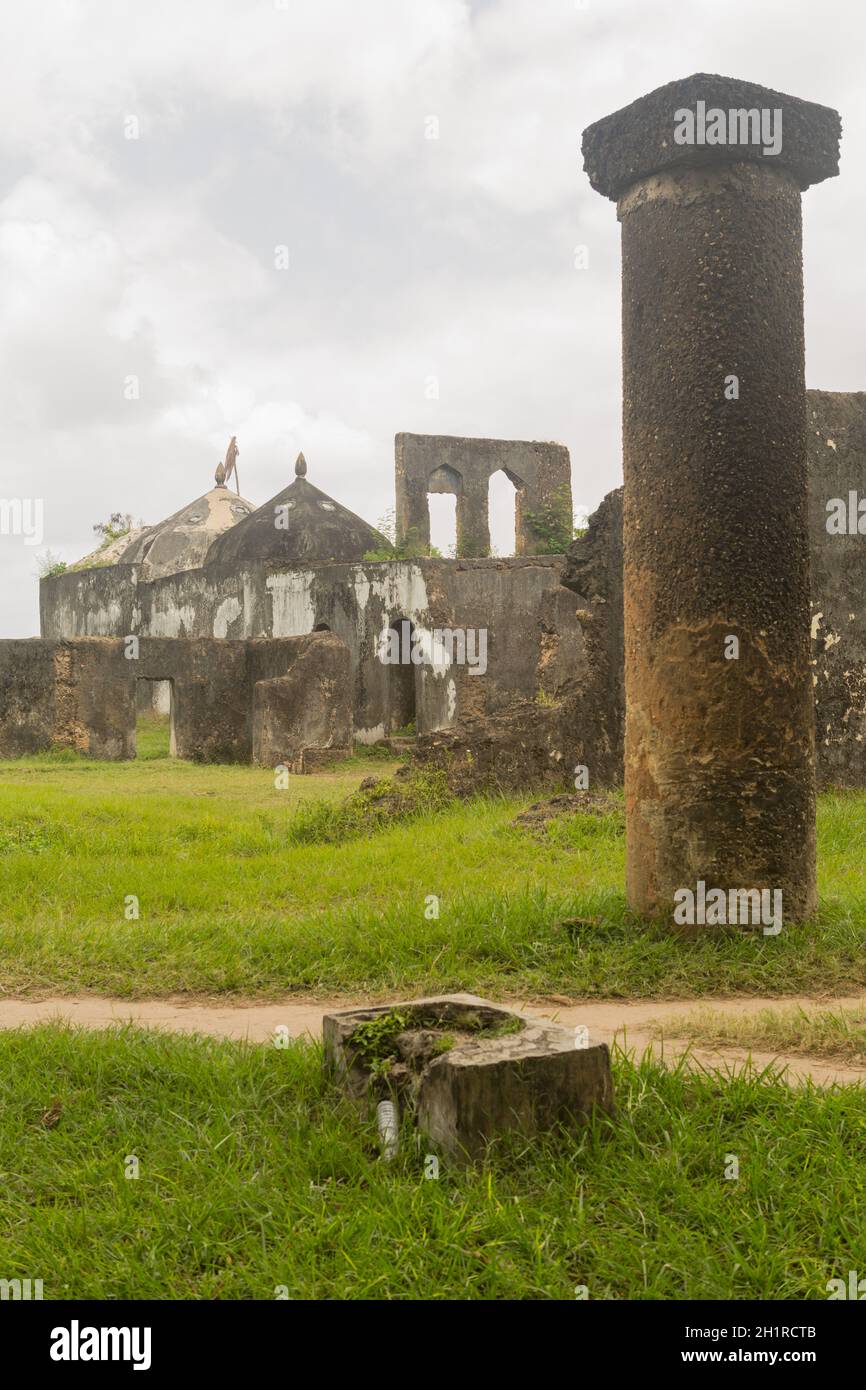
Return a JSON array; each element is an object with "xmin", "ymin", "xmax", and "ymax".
[{"xmin": 1, "ymin": 991, "xmax": 864, "ymax": 1086}]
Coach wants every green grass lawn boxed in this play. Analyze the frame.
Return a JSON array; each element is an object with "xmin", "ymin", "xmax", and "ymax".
[
  {"xmin": 0, "ymin": 751, "xmax": 865, "ymax": 999},
  {"xmin": 135, "ymin": 712, "xmax": 171, "ymax": 760},
  {"xmin": 1, "ymin": 1023, "xmax": 863, "ymax": 1300}
]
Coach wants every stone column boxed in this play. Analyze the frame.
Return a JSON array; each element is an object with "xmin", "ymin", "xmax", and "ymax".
[
  {"xmin": 582, "ymin": 75, "xmax": 841, "ymax": 924},
  {"xmin": 457, "ymin": 480, "xmax": 492, "ymax": 558}
]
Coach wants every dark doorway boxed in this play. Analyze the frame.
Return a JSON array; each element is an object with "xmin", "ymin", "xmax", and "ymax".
[{"xmin": 388, "ymin": 617, "xmax": 416, "ymax": 735}]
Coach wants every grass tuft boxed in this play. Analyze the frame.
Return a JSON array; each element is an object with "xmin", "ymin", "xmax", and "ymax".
[{"xmin": 656, "ymin": 1004, "xmax": 866, "ymax": 1064}]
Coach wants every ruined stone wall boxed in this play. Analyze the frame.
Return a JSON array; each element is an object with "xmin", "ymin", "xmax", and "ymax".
[
  {"xmin": 558, "ymin": 389, "xmax": 866, "ymax": 789},
  {"xmin": 0, "ymin": 635, "xmax": 350, "ymax": 763},
  {"xmin": 252, "ymin": 632, "xmax": 352, "ymax": 771},
  {"xmin": 0, "ymin": 640, "xmax": 61, "ymax": 757},
  {"xmin": 40, "ymin": 391, "xmax": 866, "ymax": 784},
  {"xmin": 807, "ymin": 390, "xmax": 866, "ymax": 786},
  {"xmin": 41, "ymin": 556, "xmax": 587, "ymax": 745},
  {"xmin": 395, "ymin": 433, "xmax": 572, "ymax": 558}
]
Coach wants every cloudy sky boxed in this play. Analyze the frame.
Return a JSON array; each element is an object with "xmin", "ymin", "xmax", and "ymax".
[{"xmin": 1, "ymin": 0, "xmax": 863, "ymax": 636}]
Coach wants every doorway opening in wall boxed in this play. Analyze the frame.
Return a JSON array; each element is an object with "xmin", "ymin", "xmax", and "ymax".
[
  {"xmin": 428, "ymin": 493, "xmax": 457, "ymax": 557},
  {"xmin": 135, "ymin": 678, "xmax": 175, "ymax": 759},
  {"xmin": 313, "ymin": 622, "xmax": 331, "ymax": 632},
  {"xmin": 488, "ymin": 469, "xmax": 518, "ymax": 556},
  {"xmin": 388, "ymin": 617, "xmax": 416, "ymax": 736}
]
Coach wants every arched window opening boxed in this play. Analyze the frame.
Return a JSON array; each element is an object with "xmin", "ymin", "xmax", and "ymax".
[
  {"xmin": 488, "ymin": 469, "xmax": 518, "ymax": 556},
  {"xmin": 428, "ymin": 493, "xmax": 457, "ymax": 557}
]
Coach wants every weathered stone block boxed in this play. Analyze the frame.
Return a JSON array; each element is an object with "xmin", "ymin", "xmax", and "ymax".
[
  {"xmin": 252, "ymin": 632, "xmax": 352, "ymax": 771},
  {"xmin": 323, "ymin": 993, "xmax": 614, "ymax": 1163}
]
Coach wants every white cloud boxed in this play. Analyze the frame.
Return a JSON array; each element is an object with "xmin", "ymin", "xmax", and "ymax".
[{"xmin": 0, "ymin": 0, "xmax": 863, "ymax": 633}]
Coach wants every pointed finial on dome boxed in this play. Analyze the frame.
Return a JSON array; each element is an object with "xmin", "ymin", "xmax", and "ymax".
[
  {"xmin": 215, "ymin": 460, "xmax": 226, "ymax": 486},
  {"xmin": 295, "ymin": 451, "xmax": 307, "ymax": 477}
]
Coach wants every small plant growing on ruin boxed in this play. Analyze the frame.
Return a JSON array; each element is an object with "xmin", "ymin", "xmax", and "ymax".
[
  {"xmin": 524, "ymin": 485, "xmax": 578, "ymax": 554},
  {"xmin": 35, "ymin": 551, "xmax": 67, "ymax": 579},
  {"xmin": 92, "ymin": 512, "xmax": 135, "ymax": 548},
  {"xmin": 363, "ymin": 508, "xmax": 442, "ymax": 561}
]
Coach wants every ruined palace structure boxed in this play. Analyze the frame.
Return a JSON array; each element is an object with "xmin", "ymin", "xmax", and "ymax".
[
  {"xmin": 11, "ymin": 436, "xmax": 583, "ymax": 764},
  {"xmin": 3, "ymin": 77, "xmax": 865, "ymax": 909}
]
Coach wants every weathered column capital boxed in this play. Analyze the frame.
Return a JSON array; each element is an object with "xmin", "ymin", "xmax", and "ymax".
[{"xmin": 582, "ymin": 73, "xmax": 841, "ymax": 202}]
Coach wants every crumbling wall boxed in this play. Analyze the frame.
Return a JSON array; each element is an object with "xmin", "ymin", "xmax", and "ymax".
[
  {"xmin": 413, "ymin": 384, "xmax": 866, "ymax": 796},
  {"xmin": 413, "ymin": 492, "xmax": 626, "ymax": 795},
  {"xmin": 555, "ymin": 389, "xmax": 866, "ymax": 790},
  {"xmin": 0, "ymin": 641, "xmax": 62, "ymax": 757},
  {"xmin": 395, "ymin": 433, "xmax": 572, "ymax": 558},
  {"xmin": 37, "ymin": 388, "xmax": 866, "ymax": 789},
  {"xmin": 0, "ymin": 635, "xmax": 352, "ymax": 765},
  {"xmin": 0, "ymin": 639, "xmax": 134, "ymax": 760},
  {"xmin": 39, "ymin": 563, "xmax": 138, "ymax": 640},
  {"xmin": 41, "ymin": 555, "xmax": 587, "ymax": 746},
  {"xmin": 807, "ymin": 390, "xmax": 866, "ymax": 787},
  {"xmin": 252, "ymin": 632, "xmax": 352, "ymax": 771},
  {"xmin": 411, "ymin": 701, "xmax": 576, "ymax": 796},
  {"xmin": 560, "ymin": 487, "xmax": 624, "ymax": 787}
]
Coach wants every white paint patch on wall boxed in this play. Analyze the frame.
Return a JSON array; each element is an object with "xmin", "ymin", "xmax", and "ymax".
[
  {"xmin": 267, "ymin": 571, "xmax": 315, "ymax": 636},
  {"xmin": 149, "ymin": 604, "xmax": 197, "ymax": 638},
  {"xmin": 358, "ymin": 562, "xmax": 460, "ymax": 734},
  {"xmin": 82, "ymin": 601, "xmax": 124, "ymax": 635},
  {"xmin": 355, "ymin": 722, "xmax": 386, "ymax": 745},
  {"xmin": 360, "ymin": 562, "xmax": 439, "ymax": 665},
  {"xmin": 242, "ymin": 574, "xmax": 259, "ymax": 636},
  {"xmin": 213, "ymin": 596, "xmax": 242, "ymax": 638},
  {"xmin": 356, "ymin": 563, "xmax": 430, "ymax": 634},
  {"xmin": 352, "ymin": 572, "xmax": 371, "ymax": 625}
]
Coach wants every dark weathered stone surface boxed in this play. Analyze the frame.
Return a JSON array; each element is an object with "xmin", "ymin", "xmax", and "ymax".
[
  {"xmin": 0, "ymin": 640, "xmax": 67, "ymax": 757},
  {"xmin": 585, "ymin": 77, "xmax": 841, "ymax": 924},
  {"xmin": 323, "ymin": 993, "xmax": 615, "ymax": 1164},
  {"xmin": 41, "ymin": 554, "xmax": 586, "ymax": 744},
  {"xmin": 206, "ymin": 465, "xmax": 387, "ymax": 568},
  {"xmin": 395, "ymin": 433, "xmax": 572, "ymax": 558},
  {"xmin": 621, "ymin": 163, "xmax": 817, "ymax": 920},
  {"xmin": 583, "ymin": 73, "xmax": 841, "ymax": 202},
  {"xmin": 559, "ymin": 393, "xmax": 866, "ymax": 794},
  {"xmin": 807, "ymin": 391, "xmax": 866, "ymax": 787},
  {"xmin": 0, "ymin": 635, "xmax": 350, "ymax": 764},
  {"xmin": 252, "ymin": 632, "xmax": 352, "ymax": 770},
  {"xmin": 561, "ymin": 486, "xmax": 624, "ymax": 783},
  {"xmin": 410, "ymin": 701, "xmax": 574, "ymax": 795}
]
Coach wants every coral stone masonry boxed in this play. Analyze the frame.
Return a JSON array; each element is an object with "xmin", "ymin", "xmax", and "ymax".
[{"xmin": 582, "ymin": 74, "xmax": 842, "ymax": 923}]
